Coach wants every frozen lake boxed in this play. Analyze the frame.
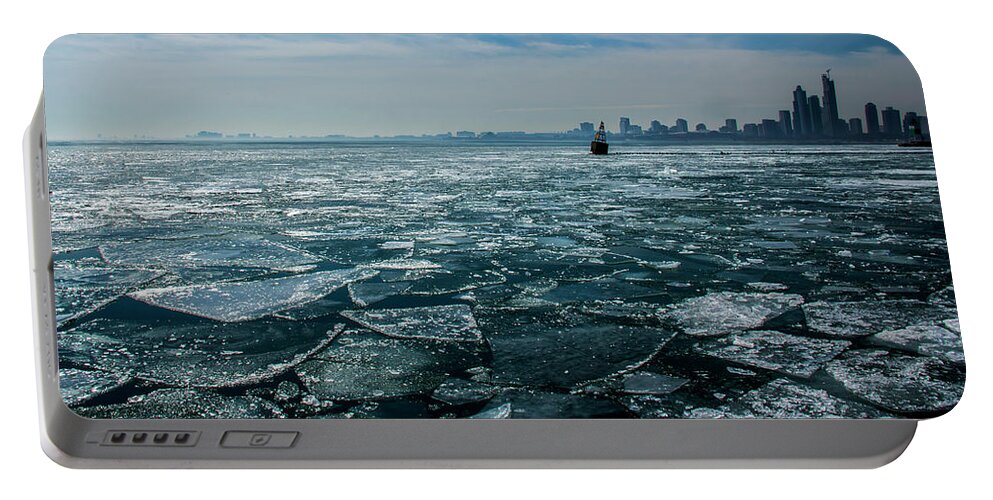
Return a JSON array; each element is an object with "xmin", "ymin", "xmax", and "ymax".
[{"xmin": 49, "ymin": 142, "xmax": 964, "ymax": 419}]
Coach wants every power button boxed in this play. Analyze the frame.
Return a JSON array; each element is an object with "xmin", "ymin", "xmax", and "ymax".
[{"xmin": 220, "ymin": 431, "xmax": 298, "ymax": 448}]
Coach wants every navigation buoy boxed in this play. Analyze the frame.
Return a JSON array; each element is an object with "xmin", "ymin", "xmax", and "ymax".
[{"xmin": 590, "ymin": 121, "xmax": 609, "ymax": 155}]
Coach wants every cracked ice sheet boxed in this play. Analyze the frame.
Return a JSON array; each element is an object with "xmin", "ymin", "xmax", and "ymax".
[
  {"xmin": 295, "ymin": 329, "xmax": 488, "ymax": 401},
  {"xmin": 869, "ymin": 324, "xmax": 965, "ymax": 365},
  {"xmin": 825, "ymin": 349, "xmax": 964, "ymax": 414},
  {"xmin": 60, "ymin": 319, "xmax": 344, "ymax": 388},
  {"xmin": 130, "ymin": 268, "xmax": 377, "ymax": 322},
  {"xmin": 802, "ymin": 300, "xmax": 955, "ymax": 339},
  {"xmin": 340, "ymin": 304, "xmax": 483, "ymax": 342},
  {"xmin": 59, "ymin": 368, "xmax": 130, "ymax": 406},
  {"xmin": 74, "ymin": 389, "xmax": 284, "ymax": 419},
  {"xmin": 694, "ymin": 330, "xmax": 850, "ymax": 378},
  {"xmin": 100, "ymin": 234, "xmax": 320, "ymax": 270},
  {"xmin": 663, "ymin": 292, "xmax": 804, "ymax": 337}
]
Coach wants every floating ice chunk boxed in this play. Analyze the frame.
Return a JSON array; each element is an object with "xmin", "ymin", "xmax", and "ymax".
[
  {"xmin": 870, "ymin": 324, "xmax": 965, "ymax": 365},
  {"xmin": 100, "ymin": 234, "xmax": 319, "ymax": 270},
  {"xmin": 55, "ymin": 262, "xmax": 164, "ymax": 325},
  {"xmin": 275, "ymin": 381, "xmax": 301, "ymax": 402},
  {"xmin": 803, "ymin": 300, "xmax": 951, "ymax": 338},
  {"xmin": 928, "ymin": 285, "xmax": 956, "ymax": 308},
  {"xmin": 726, "ymin": 367, "xmax": 757, "ymax": 376},
  {"xmin": 825, "ymin": 349, "xmax": 964, "ymax": 414},
  {"xmin": 751, "ymin": 240, "xmax": 798, "ymax": 250},
  {"xmin": 130, "ymin": 268, "xmax": 377, "ymax": 322},
  {"xmin": 379, "ymin": 241, "xmax": 414, "ymax": 250},
  {"xmin": 468, "ymin": 403, "xmax": 512, "ymax": 419},
  {"xmin": 347, "ymin": 281, "xmax": 412, "ymax": 307},
  {"xmin": 74, "ymin": 389, "xmax": 284, "ymax": 419},
  {"xmin": 363, "ymin": 259, "xmax": 442, "ymax": 270},
  {"xmin": 405, "ymin": 270, "xmax": 507, "ymax": 296},
  {"xmin": 341, "ymin": 304, "xmax": 483, "ymax": 342},
  {"xmin": 746, "ymin": 282, "xmax": 788, "ymax": 292},
  {"xmin": 541, "ymin": 279, "xmax": 660, "ymax": 304},
  {"xmin": 58, "ymin": 328, "xmax": 135, "ymax": 371},
  {"xmin": 59, "ymin": 368, "xmax": 129, "ymax": 406},
  {"xmin": 487, "ymin": 312, "xmax": 676, "ymax": 389},
  {"xmin": 664, "ymin": 292, "xmax": 804, "ymax": 337},
  {"xmin": 642, "ymin": 261, "xmax": 682, "ymax": 271},
  {"xmin": 943, "ymin": 318, "xmax": 961, "ymax": 334},
  {"xmin": 273, "ymin": 295, "xmax": 352, "ymax": 321},
  {"xmin": 61, "ymin": 318, "xmax": 344, "ymax": 388},
  {"xmin": 296, "ymin": 329, "xmax": 487, "ymax": 401},
  {"xmin": 473, "ymin": 389, "xmax": 628, "ymax": 419},
  {"xmin": 431, "ymin": 378, "xmax": 497, "ymax": 406},
  {"xmin": 620, "ymin": 371, "xmax": 688, "ymax": 395},
  {"xmin": 694, "ymin": 330, "xmax": 850, "ymax": 378},
  {"xmin": 732, "ymin": 378, "xmax": 887, "ymax": 418}
]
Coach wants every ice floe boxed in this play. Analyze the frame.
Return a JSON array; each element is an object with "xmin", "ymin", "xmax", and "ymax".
[
  {"xmin": 431, "ymin": 378, "xmax": 497, "ymax": 406},
  {"xmin": 730, "ymin": 378, "xmax": 888, "ymax": 418},
  {"xmin": 60, "ymin": 319, "xmax": 344, "ymax": 388},
  {"xmin": 486, "ymin": 310, "xmax": 676, "ymax": 389},
  {"xmin": 60, "ymin": 368, "xmax": 130, "ymax": 406},
  {"xmin": 100, "ymin": 234, "xmax": 319, "ymax": 270},
  {"xmin": 619, "ymin": 371, "xmax": 689, "ymax": 395},
  {"xmin": 74, "ymin": 389, "xmax": 284, "ymax": 419},
  {"xmin": 803, "ymin": 300, "xmax": 953, "ymax": 338},
  {"xmin": 869, "ymin": 324, "xmax": 964, "ymax": 365},
  {"xmin": 663, "ymin": 292, "xmax": 804, "ymax": 337},
  {"xmin": 694, "ymin": 330, "xmax": 850, "ymax": 378},
  {"xmin": 473, "ymin": 389, "xmax": 629, "ymax": 418},
  {"xmin": 468, "ymin": 403, "xmax": 512, "ymax": 419},
  {"xmin": 130, "ymin": 268, "xmax": 377, "ymax": 322},
  {"xmin": 347, "ymin": 281, "xmax": 413, "ymax": 307},
  {"xmin": 341, "ymin": 304, "xmax": 483, "ymax": 342},
  {"xmin": 824, "ymin": 349, "xmax": 964, "ymax": 414},
  {"xmin": 55, "ymin": 261, "xmax": 164, "ymax": 325},
  {"xmin": 295, "ymin": 328, "xmax": 488, "ymax": 401}
]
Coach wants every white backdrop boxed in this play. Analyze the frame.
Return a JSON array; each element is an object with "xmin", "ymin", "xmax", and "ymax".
[{"xmin": 0, "ymin": 1, "xmax": 988, "ymax": 497}]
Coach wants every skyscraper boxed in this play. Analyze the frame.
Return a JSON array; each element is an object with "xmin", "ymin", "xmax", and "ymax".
[
  {"xmin": 864, "ymin": 103, "xmax": 880, "ymax": 137},
  {"xmin": 808, "ymin": 95, "xmax": 824, "ymax": 136},
  {"xmin": 649, "ymin": 120, "xmax": 664, "ymax": 134},
  {"xmin": 724, "ymin": 118, "xmax": 738, "ymax": 133},
  {"xmin": 821, "ymin": 72, "xmax": 842, "ymax": 137},
  {"xmin": 580, "ymin": 122, "xmax": 595, "ymax": 134},
  {"xmin": 760, "ymin": 119, "xmax": 781, "ymax": 138},
  {"xmin": 778, "ymin": 110, "xmax": 793, "ymax": 137},
  {"xmin": 903, "ymin": 112, "xmax": 919, "ymax": 139},
  {"xmin": 848, "ymin": 118, "xmax": 864, "ymax": 136},
  {"xmin": 619, "ymin": 117, "xmax": 630, "ymax": 135},
  {"xmin": 674, "ymin": 118, "xmax": 689, "ymax": 134},
  {"xmin": 881, "ymin": 107, "xmax": 902, "ymax": 138},
  {"xmin": 792, "ymin": 86, "xmax": 812, "ymax": 136},
  {"xmin": 917, "ymin": 116, "xmax": 930, "ymax": 140}
]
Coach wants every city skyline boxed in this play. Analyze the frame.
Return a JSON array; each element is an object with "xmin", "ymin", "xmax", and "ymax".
[
  {"xmin": 105, "ymin": 72, "xmax": 928, "ymax": 144},
  {"xmin": 44, "ymin": 34, "xmax": 927, "ymax": 140}
]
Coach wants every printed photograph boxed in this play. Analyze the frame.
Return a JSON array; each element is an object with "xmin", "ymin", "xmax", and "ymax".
[{"xmin": 45, "ymin": 34, "xmax": 964, "ymax": 419}]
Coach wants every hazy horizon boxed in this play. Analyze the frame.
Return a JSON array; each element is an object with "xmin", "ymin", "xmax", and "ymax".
[{"xmin": 44, "ymin": 34, "xmax": 928, "ymax": 141}]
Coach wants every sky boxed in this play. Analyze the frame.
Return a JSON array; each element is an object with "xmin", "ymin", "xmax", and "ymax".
[{"xmin": 43, "ymin": 34, "xmax": 927, "ymax": 140}]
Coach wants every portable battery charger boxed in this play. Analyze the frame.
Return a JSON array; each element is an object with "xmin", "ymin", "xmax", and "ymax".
[{"xmin": 25, "ymin": 34, "xmax": 964, "ymax": 468}]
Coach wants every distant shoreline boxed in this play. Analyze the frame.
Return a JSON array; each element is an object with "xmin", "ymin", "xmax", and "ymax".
[{"xmin": 48, "ymin": 137, "xmax": 914, "ymax": 147}]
